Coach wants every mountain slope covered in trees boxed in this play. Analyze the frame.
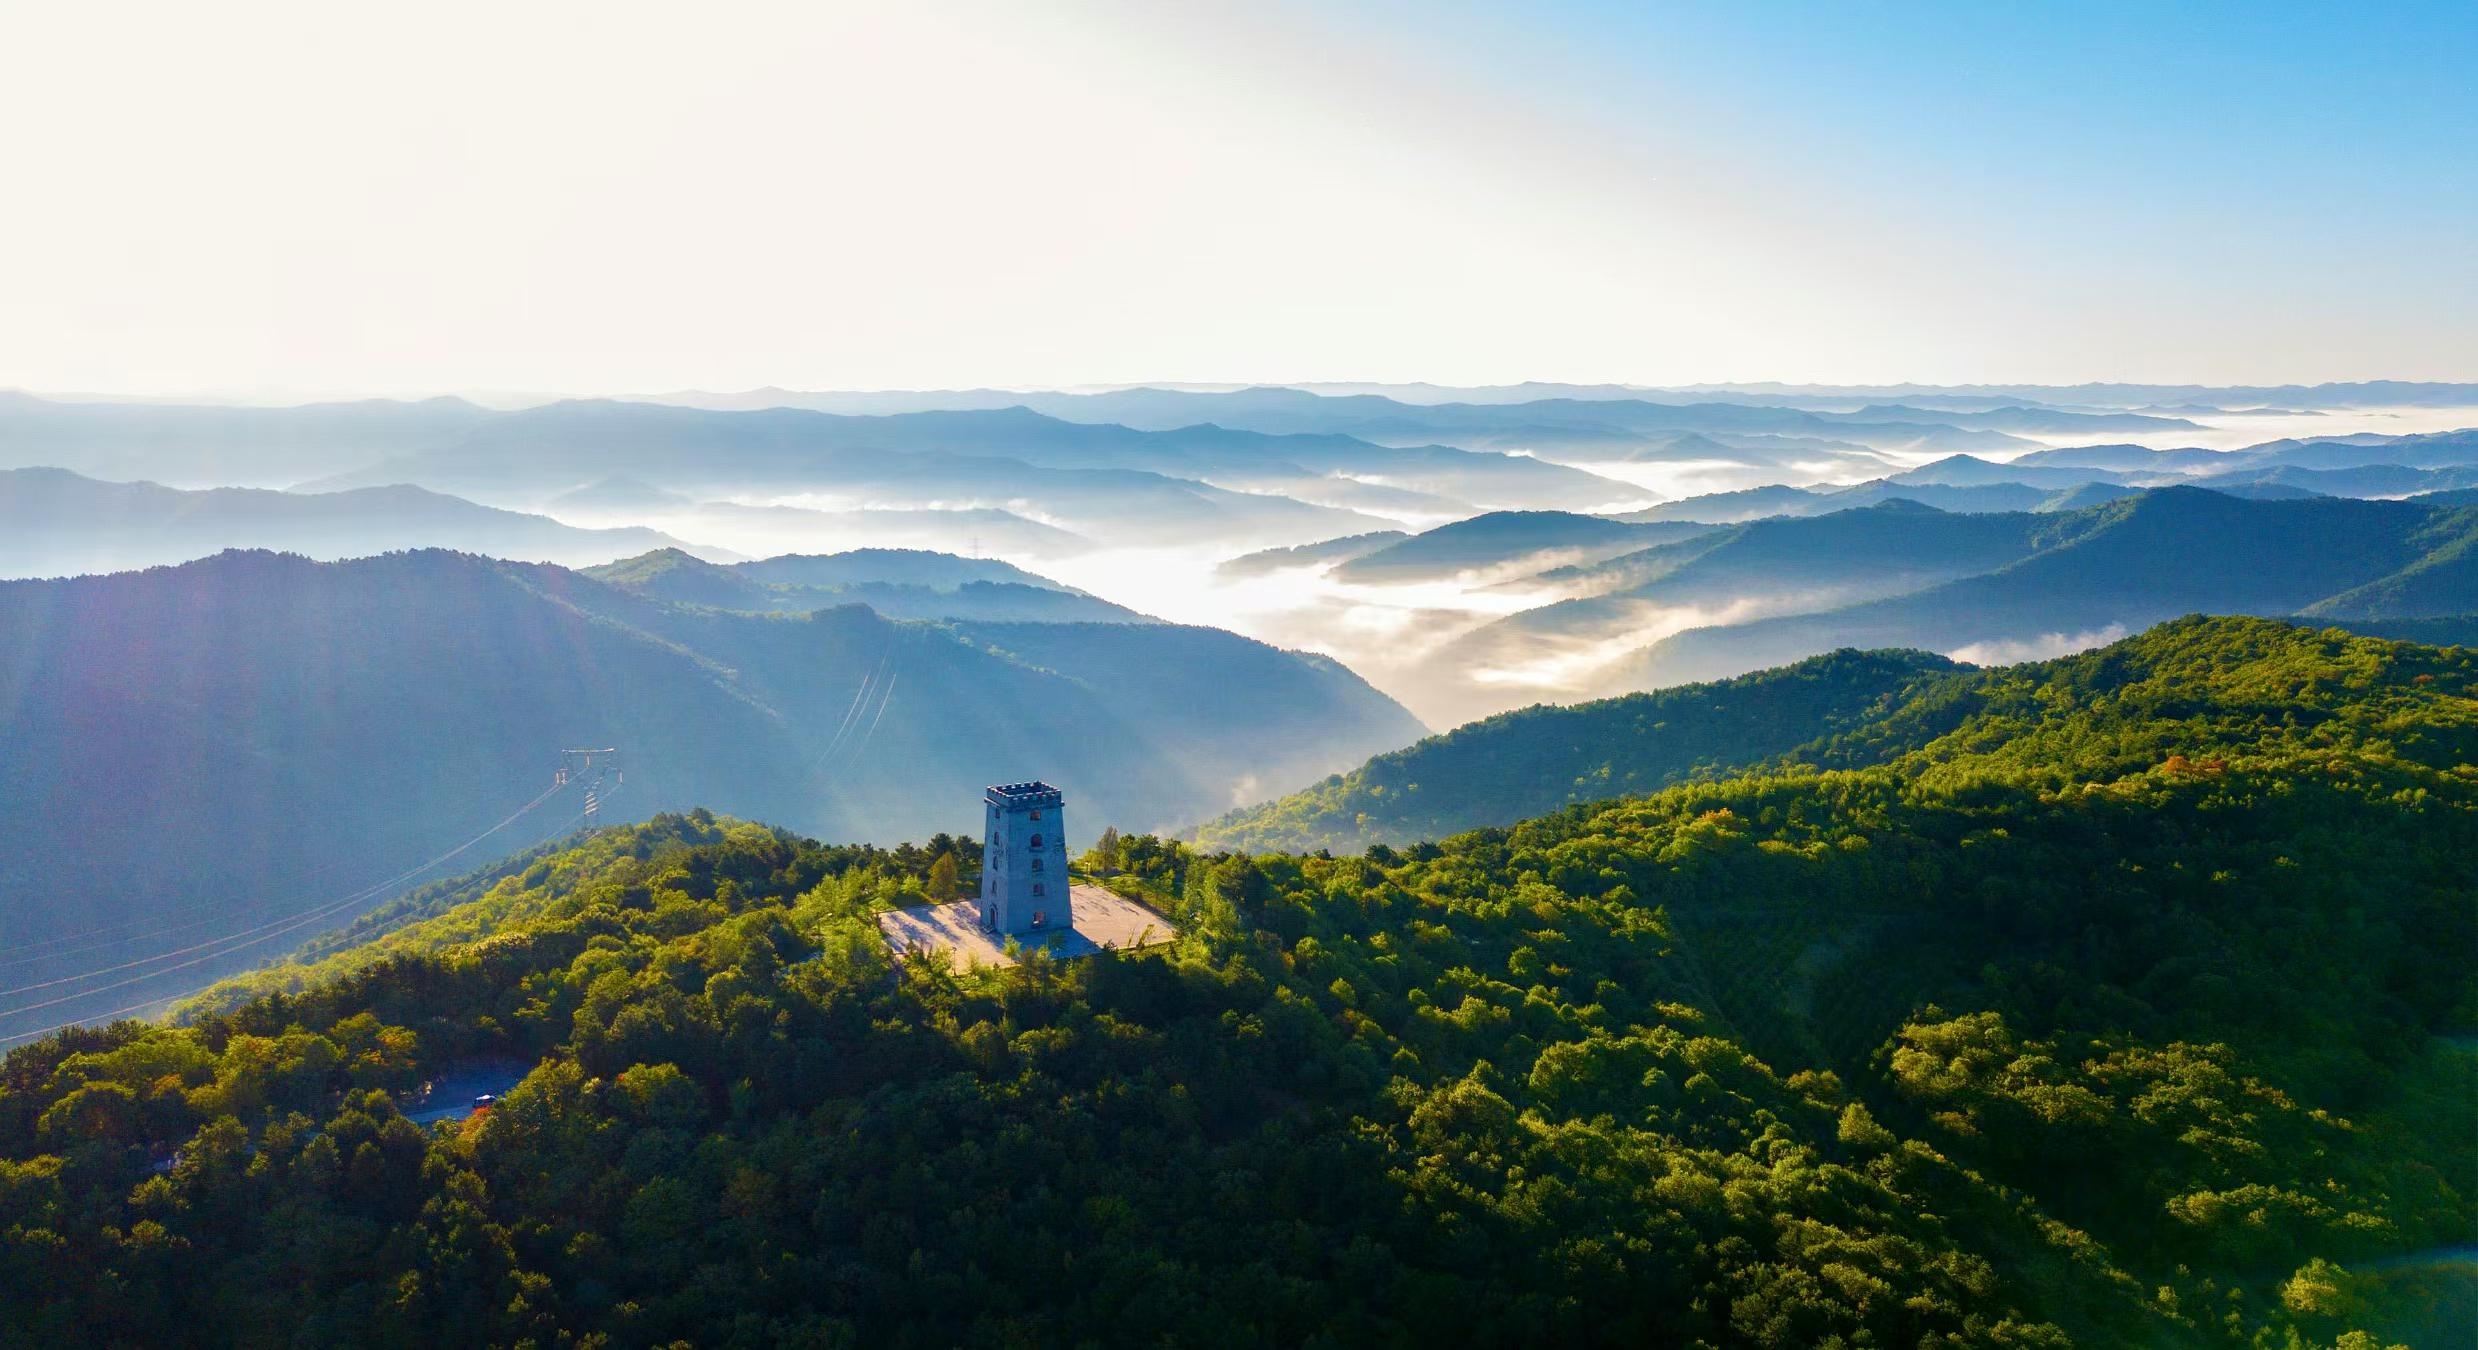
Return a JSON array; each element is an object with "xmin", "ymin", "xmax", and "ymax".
[
  {"xmin": 2, "ymin": 615, "xmax": 2468, "ymax": 1347},
  {"xmin": 0, "ymin": 550, "xmax": 1418, "ymax": 1036},
  {"xmin": 1203, "ymin": 609, "xmax": 2478, "ymax": 855},
  {"xmin": 1194, "ymin": 648, "xmax": 1960, "ymax": 853}
]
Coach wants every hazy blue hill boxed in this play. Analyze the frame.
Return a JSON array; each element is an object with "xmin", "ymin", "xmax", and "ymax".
[
  {"xmin": 1666, "ymin": 377, "xmax": 2478, "ymax": 406},
  {"xmin": 1439, "ymin": 504, "xmax": 2060, "ymax": 709},
  {"xmin": 1822, "ymin": 479, "xmax": 2056, "ymax": 513},
  {"xmin": 583, "ymin": 547, "xmax": 781, "ymax": 609},
  {"xmin": 583, "ymin": 547, "xmax": 1147, "ymax": 622},
  {"xmin": 1623, "ymin": 489, "xmax": 2470, "ymax": 687},
  {"xmin": 0, "ymin": 467, "xmax": 706, "ymax": 577},
  {"xmin": 0, "ymin": 391, "xmax": 490, "ymax": 485},
  {"xmin": 679, "ymin": 501, "xmax": 1093, "ymax": 559},
  {"xmin": 2011, "ymin": 442, "xmax": 2237, "ymax": 473},
  {"xmin": 1843, "ymin": 403, "xmax": 2195, "ymax": 434},
  {"xmin": 328, "ymin": 398, "xmax": 1637, "ymax": 519},
  {"xmin": 1193, "ymin": 647, "xmax": 1959, "ymax": 852},
  {"xmin": 1005, "ymin": 386, "xmax": 2135, "ymax": 454},
  {"xmin": 0, "ymin": 550, "xmax": 1419, "ymax": 1033},
  {"xmin": 1444, "ymin": 423, "xmax": 1727, "ymax": 461},
  {"xmin": 2246, "ymin": 427, "xmax": 2478, "ymax": 471},
  {"xmin": 0, "ymin": 550, "xmax": 801, "ymax": 1032},
  {"xmin": 1331, "ymin": 511, "xmax": 1711, "ymax": 583},
  {"xmin": 945, "ymin": 620, "xmax": 1429, "ymax": 802},
  {"xmin": 2035, "ymin": 480, "xmax": 2148, "ymax": 511},
  {"xmin": 543, "ymin": 475, "xmax": 695, "ymax": 513},
  {"xmin": 1604, "ymin": 500, "xmax": 2043, "ymax": 600},
  {"xmin": 1215, "ymin": 530, "xmax": 1409, "ymax": 577},
  {"xmin": 735, "ymin": 548, "xmax": 1059, "ymax": 590},
  {"xmin": 2209, "ymin": 462, "xmax": 2478, "ymax": 498},
  {"xmin": 1889, "ymin": 453, "xmax": 2127, "ymax": 489},
  {"xmin": 1136, "ymin": 424, "xmax": 1630, "ymax": 510},
  {"xmin": 697, "ymin": 404, "xmax": 1633, "ymax": 512},
  {"xmin": 1359, "ymin": 400, "xmax": 2044, "ymax": 455},
  {"xmin": 1624, "ymin": 478, "xmax": 2073, "ymax": 522},
  {"xmin": 1617, "ymin": 483, "xmax": 1827, "ymax": 523},
  {"xmin": 2195, "ymin": 480, "xmax": 2328, "ymax": 501}
]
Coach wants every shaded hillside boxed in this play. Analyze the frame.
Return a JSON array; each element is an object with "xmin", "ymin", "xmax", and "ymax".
[
  {"xmin": 2297, "ymin": 505, "xmax": 2478, "ymax": 620},
  {"xmin": 1888, "ymin": 453, "xmax": 2128, "ymax": 489},
  {"xmin": 0, "ymin": 468, "xmax": 705, "ymax": 578},
  {"xmin": 1516, "ymin": 502, "xmax": 2058, "ymax": 613},
  {"xmin": 1332, "ymin": 511, "xmax": 1713, "ymax": 584},
  {"xmin": 0, "ymin": 551, "xmax": 1417, "ymax": 1035},
  {"xmin": 734, "ymin": 548, "xmax": 1069, "ymax": 591},
  {"xmin": 1627, "ymin": 478, "xmax": 2116, "ymax": 523},
  {"xmin": 583, "ymin": 548, "xmax": 1149, "ymax": 622},
  {"xmin": 6, "ymin": 616, "xmax": 2467, "ymax": 1347},
  {"xmin": 945, "ymin": 620, "xmax": 1429, "ymax": 805}
]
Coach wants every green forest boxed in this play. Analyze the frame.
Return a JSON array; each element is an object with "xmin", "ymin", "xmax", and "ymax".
[{"xmin": 2, "ymin": 616, "xmax": 2472, "ymax": 1347}]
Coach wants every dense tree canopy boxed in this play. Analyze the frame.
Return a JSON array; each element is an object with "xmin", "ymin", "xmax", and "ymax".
[{"xmin": 1, "ymin": 616, "xmax": 2470, "ymax": 1348}]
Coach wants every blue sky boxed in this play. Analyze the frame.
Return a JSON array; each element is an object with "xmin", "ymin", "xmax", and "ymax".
[
  {"xmin": 1365, "ymin": 2, "xmax": 2477, "ymax": 269},
  {"xmin": 0, "ymin": 1, "xmax": 2468, "ymax": 394}
]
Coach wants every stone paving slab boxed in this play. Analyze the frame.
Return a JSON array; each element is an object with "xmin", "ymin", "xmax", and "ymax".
[{"xmin": 875, "ymin": 883, "xmax": 1176, "ymax": 969}]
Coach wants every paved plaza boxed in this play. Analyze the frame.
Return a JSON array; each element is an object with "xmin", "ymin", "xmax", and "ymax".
[{"xmin": 876, "ymin": 883, "xmax": 1177, "ymax": 969}]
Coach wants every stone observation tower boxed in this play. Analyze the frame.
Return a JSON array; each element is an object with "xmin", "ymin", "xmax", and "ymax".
[
  {"xmin": 979, "ymin": 781, "xmax": 1069, "ymax": 936},
  {"xmin": 875, "ymin": 781, "xmax": 1171, "ymax": 967}
]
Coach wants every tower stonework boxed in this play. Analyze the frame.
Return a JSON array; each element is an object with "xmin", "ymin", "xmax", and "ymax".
[{"xmin": 979, "ymin": 781, "xmax": 1068, "ymax": 936}]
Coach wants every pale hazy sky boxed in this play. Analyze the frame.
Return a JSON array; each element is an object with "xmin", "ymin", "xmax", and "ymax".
[{"xmin": 2, "ymin": 1, "xmax": 2470, "ymax": 397}]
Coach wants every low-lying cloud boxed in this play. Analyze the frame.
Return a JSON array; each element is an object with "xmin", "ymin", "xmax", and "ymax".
[{"xmin": 1947, "ymin": 623, "xmax": 2130, "ymax": 667}]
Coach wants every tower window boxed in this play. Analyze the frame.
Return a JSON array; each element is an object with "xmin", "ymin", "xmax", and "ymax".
[
  {"xmin": 1029, "ymin": 834, "xmax": 1043, "ymax": 849},
  {"xmin": 1030, "ymin": 857, "xmax": 1043, "ymax": 872},
  {"xmin": 1032, "ymin": 882, "xmax": 1045, "ymax": 896},
  {"xmin": 1030, "ymin": 809, "xmax": 1041, "ymax": 820}
]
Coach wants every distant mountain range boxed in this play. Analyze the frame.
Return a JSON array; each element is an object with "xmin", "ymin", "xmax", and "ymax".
[
  {"xmin": 648, "ymin": 385, "xmax": 2191, "ymax": 454},
  {"xmin": 1619, "ymin": 428, "xmax": 2478, "ymax": 524},
  {"xmin": 0, "ymin": 390, "xmax": 493, "ymax": 485},
  {"xmin": 1619, "ymin": 488, "xmax": 2478, "ymax": 689},
  {"xmin": 297, "ymin": 401, "xmax": 1407, "ymax": 547},
  {"xmin": 0, "ymin": 549, "xmax": 1422, "ymax": 1034},
  {"xmin": 1331, "ymin": 485, "xmax": 2478, "ymax": 724},
  {"xmin": 0, "ymin": 467, "xmax": 708, "ymax": 578},
  {"xmin": 655, "ymin": 378, "xmax": 2478, "ymax": 413}
]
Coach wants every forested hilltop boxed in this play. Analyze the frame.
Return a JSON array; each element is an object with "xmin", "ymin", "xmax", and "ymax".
[
  {"xmin": 2, "ymin": 616, "xmax": 2471, "ymax": 1347},
  {"xmin": 1195, "ymin": 611, "xmax": 2478, "ymax": 854},
  {"xmin": 1194, "ymin": 646, "xmax": 1963, "ymax": 854}
]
